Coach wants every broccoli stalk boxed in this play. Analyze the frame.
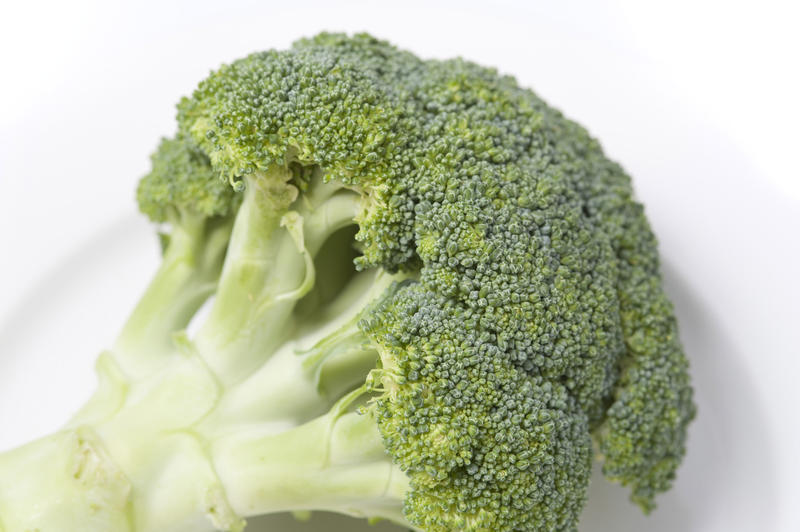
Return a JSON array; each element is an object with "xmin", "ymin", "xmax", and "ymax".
[
  {"xmin": 0, "ymin": 164, "xmax": 415, "ymax": 531},
  {"xmin": 113, "ymin": 213, "xmax": 233, "ymax": 373}
]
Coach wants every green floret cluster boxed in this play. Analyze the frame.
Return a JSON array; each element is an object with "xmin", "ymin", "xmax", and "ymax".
[
  {"xmin": 0, "ymin": 33, "xmax": 694, "ymax": 532},
  {"xmin": 137, "ymin": 136, "xmax": 236, "ymax": 222}
]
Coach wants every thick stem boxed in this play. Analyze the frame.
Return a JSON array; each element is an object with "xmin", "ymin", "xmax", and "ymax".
[
  {"xmin": 0, "ymin": 424, "xmax": 243, "ymax": 532},
  {"xmin": 114, "ymin": 214, "xmax": 232, "ymax": 378},
  {"xmin": 194, "ymin": 168, "xmax": 302, "ymax": 385},
  {"xmin": 195, "ymin": 169, "xmax": 364, "ymax": 387},
  {"xmin": 211, "ymin": 409, "xmax": 410, "ymax": 527},
  {"xmin": 0, "ymin": 428, "xmax": 133, "ymax": 532},
  {"xmin": 0, "ymin": 355, "xmax": 410, "ymax": 531}
]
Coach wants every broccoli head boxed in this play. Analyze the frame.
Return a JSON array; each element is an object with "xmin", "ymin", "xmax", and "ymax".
[{"xmin": 0, "ymin": 33, "xmax": 694, "ymax": 532}]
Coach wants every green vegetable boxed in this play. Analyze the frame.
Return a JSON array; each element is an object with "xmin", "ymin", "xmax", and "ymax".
[{"xmin": 0, "ymin": 33, "xmax": 695, "ymax": 532}]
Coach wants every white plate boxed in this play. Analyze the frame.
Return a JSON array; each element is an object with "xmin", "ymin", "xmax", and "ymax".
[{"xmin": 1, "ymin": 2, "xmax": 797, "ymax": 530}]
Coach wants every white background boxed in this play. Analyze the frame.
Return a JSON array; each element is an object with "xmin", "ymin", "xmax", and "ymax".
[{"xmin": 0, "ymin": 1, "xmax": 798, "ymax": 531}]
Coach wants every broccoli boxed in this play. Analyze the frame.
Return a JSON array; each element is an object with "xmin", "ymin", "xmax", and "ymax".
[{"xmin": 0, "ymin": 33, "xmax": 695, "ymax": 532}]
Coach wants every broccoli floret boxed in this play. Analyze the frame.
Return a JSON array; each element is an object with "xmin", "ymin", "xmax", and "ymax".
[{"xmin": 0, "ymin": 33, "xmax": 694, "ymax": 532}]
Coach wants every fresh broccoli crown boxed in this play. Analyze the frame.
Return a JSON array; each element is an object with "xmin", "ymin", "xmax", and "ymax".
[
  {"xmin": 160, "ymin": 32, "xmax": 694, "ymax": 531},
  {"xmin": 137, "ymin": 136, "xmax": 236, "ymax": 222}
]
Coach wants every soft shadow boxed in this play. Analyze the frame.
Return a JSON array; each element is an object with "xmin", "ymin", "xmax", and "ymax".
[
  {"xmin": 0, "ymin": 215, "xmax": 159, "ymax": 451},
  {"xmin": 245, "ymin": 511, "xmax": 407, "ymax": 532},
  {"xmin": 580, "ymin": 260, "xmax": 776, "ymax": 531}
]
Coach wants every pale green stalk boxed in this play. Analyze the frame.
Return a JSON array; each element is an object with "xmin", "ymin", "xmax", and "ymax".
[
  {"xmin": 0, "ymin": 165, "xmax": 412, "ymax": 532},
  {"xmin": 114, "ymin": 214, "xmax": 233, "ymax": 377}
]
